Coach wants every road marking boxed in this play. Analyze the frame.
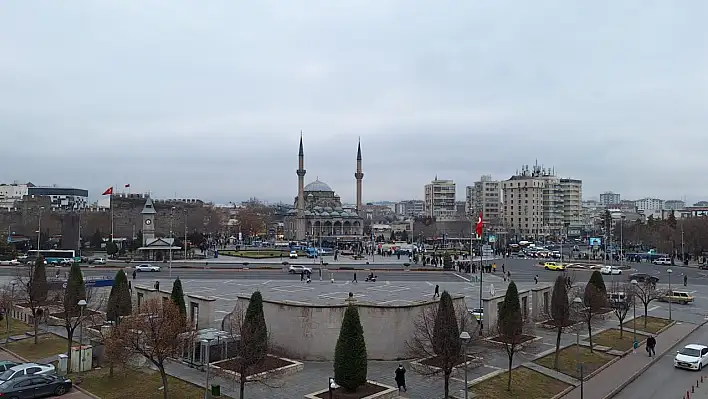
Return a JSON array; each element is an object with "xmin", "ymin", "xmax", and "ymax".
[
  {"xmin": 648, "ymin": 306, "xmax": 660, "ymax": 312},
  {"xmin": 262, "ymin": 280, "xmax": 272, "ymax": 285},
  {"xmin": 426, "ymin": 282, "xmax": 434, "ymax": 286},
  {"xmin": 689, "ymin": 290, "xmax": 697, "ymax": 294},
  {"xmin": 453, "ymin": 273, "xmax": 471, "ymax": 282}
]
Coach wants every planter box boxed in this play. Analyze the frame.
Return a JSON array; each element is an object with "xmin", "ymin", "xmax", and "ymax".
[
  {"xmin": 209, "ymin": 355, "xmax": 303, "ymax": 382},
  {"xmin": 304, "ymin": 380, "xmax": 398, "ymax": 399},
  {"xmin": 410, "ymin": 354, "xmax": 482, "ymax": 379}
]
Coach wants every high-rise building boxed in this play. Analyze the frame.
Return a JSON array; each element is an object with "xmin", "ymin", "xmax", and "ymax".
[
  {"xmin": 560, "ymin": 179, "xmax": 583, "ymax": 227},
  {"xmin": 634, "ymin": 198, "xmax": 664, "ymax": 212},
  {"xmin": 599, "ymin": 191, "xmax": 621, "ymax": 206},
  {"xmin": 465, "ymin": 175, "xmax": 502, "ymax": 226},
  {"xmin": 396, "ymin": 200, "xmax": 425, "ymax": 217},
  {"xmin": 663, "ymin": 200, "xmax": 686, "ymax": 210},
  {"xmin": 424, "ymin": 178, "xmax": 456, "ymax": 219}
]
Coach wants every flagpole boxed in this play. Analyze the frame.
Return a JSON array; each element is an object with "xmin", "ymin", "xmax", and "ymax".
[{"xmin": 110, "ymin": 192, "xmax": 114, "ymax": 243}]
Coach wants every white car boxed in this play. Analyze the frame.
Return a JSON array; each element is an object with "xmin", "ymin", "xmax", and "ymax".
[
  {"xmin": 0, "ymin": 363, "xmax": 56, "ymax": 381},
  {"xmin": 653, "ymin": 257, "xmax": 672, "ymax": 266},
  {"xmin": 289, "ymin": 251, "xmax": 298, "ymax": 259},
  {"xmin": 0, "ymin": 260, "xmax": 20, "ymax": 266},
  {"xmin": 288, "ymin": 265, "xmax": 312, "ymax": 274},
  {"xmin": 135, "ymin": 264, "xmax": 161, "ymax": 272},
  {"xmin": 600, "ymin": 266, "xmax": 622, "ymax": 275},
  {"xmin": 675, "ymin": 344, "xmax": 708, "ymax": 370}
]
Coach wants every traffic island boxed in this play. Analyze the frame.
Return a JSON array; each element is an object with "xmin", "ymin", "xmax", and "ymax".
[
  {"xmin": 622, "ymin": 316, "xmax": 674, "ymax": 334},
  {"xmin": 210, "ymin": 354, "xmax": 303, "ymax": 381},
  {"xmin": 305, "ymin": 380, "xmax": 398, "ymax": 399},
  {"xmin": 533, "ymin": 344, "xmax": 618, "ymax": 380},
  {"xmin": 466, "ymin": 366, "xmax": 571, "ymax": 399},
  {"xmin": 410, "ymin": 354, "xmax": 482, "ymax": 379}
]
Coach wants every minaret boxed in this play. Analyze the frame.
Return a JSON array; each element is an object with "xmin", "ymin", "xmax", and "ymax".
[
  {"xmin": 355, "ymin": 138, "xmax": 364, "ymax": 211},
  {"xmin": 296, "ymin": 133, "xmax": 307, "ymax": 239}
]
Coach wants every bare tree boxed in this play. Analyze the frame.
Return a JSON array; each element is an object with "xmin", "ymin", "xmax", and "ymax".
[
  {"xmin": 406, "ymin": 294, "xmax": 481, "ymax": 398},
  {"xmin": 608, "ymin": 281, "xmax": 634, "ymax": 338},
  {"xmin": 633, "ymin": 280, "xmax": 663, "ymax": 329},
  {"xmin": 112, "ymin": 299, "xmax": 193, "ymax": 399},
  {"xmin": 14, "ymin": 259, "xmax": 48, "ymax": 344},
  {"xmin": 0, "ymin": 284, "xmax": 18, "ymax": 345},
  {"xmin": 100, "ymin": 324, "xmax": 133, "ymax": 378},
  {"xmin": 550, "ymin": 276, "xmax": 570, "ymax": 370}
]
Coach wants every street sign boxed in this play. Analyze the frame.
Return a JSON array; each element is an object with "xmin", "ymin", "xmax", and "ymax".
[{"xmin": 488, "ymin": 235, "xmax": 497, "ymax": 243}]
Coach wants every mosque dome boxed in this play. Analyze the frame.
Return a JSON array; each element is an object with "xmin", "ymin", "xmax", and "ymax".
[{"xmin": 304, "ymin": 180, "xmax": 333, "ymax": 192}]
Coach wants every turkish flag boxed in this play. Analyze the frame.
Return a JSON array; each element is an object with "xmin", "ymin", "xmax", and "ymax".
[
  {"xmin": 475, "ymin": 213, "xmax": 484, "ymax": 238},
  {"xmin": 102, "ymin": 187, "xmax": 113, "ymax": 195}
]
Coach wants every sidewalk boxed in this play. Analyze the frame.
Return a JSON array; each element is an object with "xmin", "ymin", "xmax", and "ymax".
[{"xmin": 561, "ymin": 322, "xmax": 701, "ymax": 399}]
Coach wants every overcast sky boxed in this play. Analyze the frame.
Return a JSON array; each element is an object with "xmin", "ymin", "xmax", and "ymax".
[{"xmin": 1, "ymin": 1, "xmax": 707, "ymax": 205}]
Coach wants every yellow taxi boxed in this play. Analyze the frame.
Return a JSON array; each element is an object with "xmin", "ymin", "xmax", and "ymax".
[
  {"xmin": 660, "ymin": 290, "xmax": 694, "ymax": 305},
  {"xmin": 544, "ymin": 262, "xmax": 565, "ymax": 271}
]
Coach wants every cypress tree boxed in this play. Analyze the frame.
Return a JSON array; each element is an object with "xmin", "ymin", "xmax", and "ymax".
[
  {"xmin": 499, "ymin": 281, "xmax": 523, "ymax": 391},
  {"xmin": 170, "ymin": 278, "xmax": 187, "ymax": 318},
  {"xmin": 432, "ymin": 291, "xmax": 461, "ymax": 356},
  {"xmin": 334, "ymin": 304, "xmax": 368, "ymax": 392},
  {"xmin": 236, "ymin": 291, "xmax": 269, "ymax": 398},
  {"xmin": 29, "ymin": 257, "xmax": 48, "ymax": 344},
  {"xmin": 107, "ymin": 270, "xmax": 132, "ymax": 322},
  {"xmin": 64, "ymin": 263, "xmax": 86, "ymax": 317},
  {"xmin": 551, "ymin": 276, "xmax": 570, "ymax": 370},
  {"xmin": 588, "ymin": 271, "xmax": 607, "ymax": 297}
]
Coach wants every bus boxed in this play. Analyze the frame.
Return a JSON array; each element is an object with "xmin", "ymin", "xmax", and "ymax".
[{"xmin": 26, "ymin": 249, "xmax": 80, "ymax": 265}]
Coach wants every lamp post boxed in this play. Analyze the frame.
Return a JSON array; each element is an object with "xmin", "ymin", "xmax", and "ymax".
[
  {"xmin": 78, "ymin": 299, "xmax": 87, "ymax": 375},
  {"xmin": 667, "ymin": 269, "xmax": 673, "ymax": 321},
  {"xmin": 681, "ymin": 225, "xmax": 685, "ymax": 264},
  {"xmin": 203, "ymin": 337, "xmax": 214, "ymax": 399},
  {"xmin": 184, "ymin": 209, "xmax": 188, "ymax": 260},
  {"xmin": 573, "ymin": 297, "xmax": 584, "ymax": 399},
  {"xmin": 620, "ymin": 215, "xmax": 625, "ymax": 269},
  {"xmin": 37, "ymin": 206, "xmax": 44, "ymax": 251},
  {"xmin": 460, "ymin": 331, "xmax": 471, "ymax": 399},
  {"xmin": 631, "ymin": 279, "xmax": 638, "ymax": 344},
  {"xmin": 170, "ymin": 207, "xmax": 175, "ymax": 278}
]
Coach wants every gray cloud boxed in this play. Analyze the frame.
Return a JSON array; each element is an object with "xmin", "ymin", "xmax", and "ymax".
[{"xmin": 1, "ymin": 1, "xmax": 707, "ymax": 205}]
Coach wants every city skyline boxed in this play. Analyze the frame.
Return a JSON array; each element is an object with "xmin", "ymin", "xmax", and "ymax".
[{"xmin": 2, "ymin": 2, "xmax": 707, "ymax": 204}]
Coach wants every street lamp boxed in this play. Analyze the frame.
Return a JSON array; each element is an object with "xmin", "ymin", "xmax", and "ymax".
[
  {"xmin": 573, "ymin": 297, "xmax": 584, "ymax": 399},
  {"xmin": 78, "ymin": 299, "xmax": 87, "ymax": 375},
  {"xmin": 203, "ymin": 337, "xmax": 214, "ymax": 399},
  {"xmin": 620, "ymin": 215, "xmax": 625, "ymax": 269},
  {"xmin": 184, "ymin": 209, "xmax": 188, "ymax": 261},
  {"xmin": 631, "ymin": 279, "xmax": 638, "ymax": 344},
  {"xmin": 667, "ymin": 269, "xmax": 673, "ymax": 321},
  {"xmin": 37, "ymin": 206, "xmax": 44, "ymax": 251},
  {"xmin": 170, "ymin": 207, "xmax": 175, "ymax": 278},
  {"xmin": 460, "ymin": 331, "xmax": 471, "ymax": 399}
]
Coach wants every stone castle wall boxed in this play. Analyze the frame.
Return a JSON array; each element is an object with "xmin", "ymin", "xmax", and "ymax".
[{"xmin": 0, "ymin": 195, "xmax": 225, "ymax": 239}]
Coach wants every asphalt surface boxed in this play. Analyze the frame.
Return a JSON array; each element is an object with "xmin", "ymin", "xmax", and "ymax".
[{"xmin": 614, "ymin": 323, "xmax": 708, "ymax": 399}]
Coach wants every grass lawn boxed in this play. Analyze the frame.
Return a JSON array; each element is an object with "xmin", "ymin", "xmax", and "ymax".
[
  {"xmin": 534, "ymin": 344, "xmax": 616, "ymax": 379},
  {"xmin": 0, "ymin": 319, "xmax": 33, "ymax": 340},
  {"xmin": 587, "ymin": 328, "xmax": 647, "ymax": 351},
  {"xmin": 622, "ymin": 316, "xmax": 672, "ymax": 334},
  {"xmin": 77, "ymin": 367, "xmax": 205, "ymax": 399},
  {"xmin": 470, "ymin": 366, "xmax": 570, "ymax": 399},
  {"xmin": 7, "ymin": 334, "xmax": 68, "ymax": 361}
]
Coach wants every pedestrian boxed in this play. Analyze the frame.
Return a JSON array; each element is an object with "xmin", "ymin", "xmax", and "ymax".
[
  {"xmin": 507, "ymin": 271, "xmax": 511, "ymax": 281},
  {"xmin": 534, "ymin": 275, "xmax": 539, "ymax": 284},
  {"xmin": 492, "ymin": 263, "xmax": 497, "ymax": 273},
  {"xmin": 394, "ymin": 364, "xmax": 407, "ymax": 392},
  {"xmin": 684, "ymin": 274, "xmax": 688, "ymax": 287},
  {"xmin": 300, "ymin": 270, "xmax": 304, "ymax": 282},
  {"xmin": 128, "ymin": 280, "xmax": 132, "ymax": 292},
  {"xmin": 132, "ymin": 270, "xmax": 137, "ymax": 280},
  {"xmin": 502, "ymin": 263, "xmax": 505, "ymax": 274},
  {"xmin": 154, "ymin": 280, "xmax": 160, "ymax": 290},
  {"xmin": 434, "ymin": 284, "xmax": 440, "ymax": 298},
  {"xmin": 646, "ymin": 335, "xmax": 656, "ymax": 357},
  {"xmin": 353, "ymin": 272, "xmax": 357, "ymax": 283}
]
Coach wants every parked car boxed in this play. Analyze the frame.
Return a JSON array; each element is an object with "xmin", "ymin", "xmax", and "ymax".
[
  {"xmin": 134, "ymin": 264, "xmax": 161, "ymax": 272},
  {"xmin": 660, "ymin": 290, "xmax": 694, "ymax": 305},
  {"xmin": 653, "ymin": 257, "xmax": 672, "ymax": 266},
  {"xmin": 629, "ymin": 273, "xmax": 659, "ymax": 285},
  {"xmin": 469, "ymin": 308, "xmax": 483, "ymax": 322},
  {"xmin": 288, "ymin": 265, "xmax": 312, "ymax": 274},
  {"xmin": 0, "ymin": 259, "xmax": 20, "ymax": 266},
  {"xmin": 699, "ymin": 264, "xmax": 708, "ymax": 270},
  {"xmin": 288, "ymin": 251, "xmax": 298, "ymax": 259},
  {"xmin": 89, "ymin": 257, "xmax": 106, "ymax": 265},
  {"xmin": 0, "ymin": 361, "xmax": 17, "ymax": 372},
  {"xmin": 675, "ymin": 344, "xmax": 708, "ymax": 370},
  {"xmin": 0, "ymin": 374, "xmax": 72, "ymax": 397},
  {"xmin": 0, "ymin": 363, "xmax": 56, "ymax": 382},
  {"xmin": 544, "ymin": 262, "xmax": 565, "ymax": 271},
  {"xmin": 600, "ymin": 266, "xmax": 622, "ymax": 275}
]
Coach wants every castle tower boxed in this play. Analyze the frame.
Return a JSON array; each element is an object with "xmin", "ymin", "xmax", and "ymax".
[
  {"xmin": 355, "ymin": 139, "xmax": 364, "ymax": 211},
  {"xmin": 296, "ymin": 133, "xmax": 307, "ymax": 240},
  {"xmin": 141, "ymin": 196, "xmax": 156, "ymax": 246}
]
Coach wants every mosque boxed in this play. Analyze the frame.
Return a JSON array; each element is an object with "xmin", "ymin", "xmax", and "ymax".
[{"xmin": 284, "ymin": 136, "xmax": 365, "ymax": 241}]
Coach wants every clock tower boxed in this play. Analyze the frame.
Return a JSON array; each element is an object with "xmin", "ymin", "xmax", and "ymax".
[{"xmin": 141, "ymin": 197, "xmax": 156, "ymax": 246}]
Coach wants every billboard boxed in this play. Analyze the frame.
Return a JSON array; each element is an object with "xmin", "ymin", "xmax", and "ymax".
[{"xmin": 589, "ymin": 237, "xmax": 602, "ymax": 246}]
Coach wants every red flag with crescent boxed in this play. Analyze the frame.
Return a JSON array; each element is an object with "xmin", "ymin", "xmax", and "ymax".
[{"xmin": 475, "ymin": 213, "xmax": 484, "ymax": 238}]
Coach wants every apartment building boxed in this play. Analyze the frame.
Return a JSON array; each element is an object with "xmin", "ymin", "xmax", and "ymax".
[
  {"xmin": 0, "ymin": 182, "xmax": 88, "ymax": 210},
  {"xmin": 465, "ymin": 175, "xmax": 502, "ymax": 226},
  {"xmin": 663, "ymin": 200, "xmax": 686, "ymax": 210},
  {"xmin": 634, "ymin": 198, "xmax": 664, "ymax": 212},
  {"xmin": 560, "ymin": 179, "xmax": 583, "ymax": 227},
  {"xmin": 424, "ymin": 178, "xmax": 456, "ymax": 219},
  {"xmin": 599, "ymin": 191, "xmax": 621, "ymax": 206},
  {"xmin": 395, "ymin": 200, "xmax": 425, "ymax": 218}
]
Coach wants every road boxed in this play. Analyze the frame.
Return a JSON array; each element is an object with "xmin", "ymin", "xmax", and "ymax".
[{"xmin": 614, "ymin": 323, "xmax": 708, "ymax": 399}]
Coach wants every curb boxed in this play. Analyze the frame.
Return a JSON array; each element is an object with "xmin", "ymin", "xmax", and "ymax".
[{"xmin": 602, "ymin": 320, "xmax": 707, "ymax": 399}]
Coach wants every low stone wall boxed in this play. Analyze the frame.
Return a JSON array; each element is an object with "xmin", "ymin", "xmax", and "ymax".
[
  {"xmin": 304, "ymin": 380, "xmax": 398, "ymax": 399},
  {"xmin": 209, "ymin": 355, "xmax": 303, "ymax": 381}
]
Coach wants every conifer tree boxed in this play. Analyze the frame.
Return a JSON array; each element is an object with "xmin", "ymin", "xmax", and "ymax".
[{"xmin": 334, "ymin": 304, "xmax": 368, "ymax": 392}]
